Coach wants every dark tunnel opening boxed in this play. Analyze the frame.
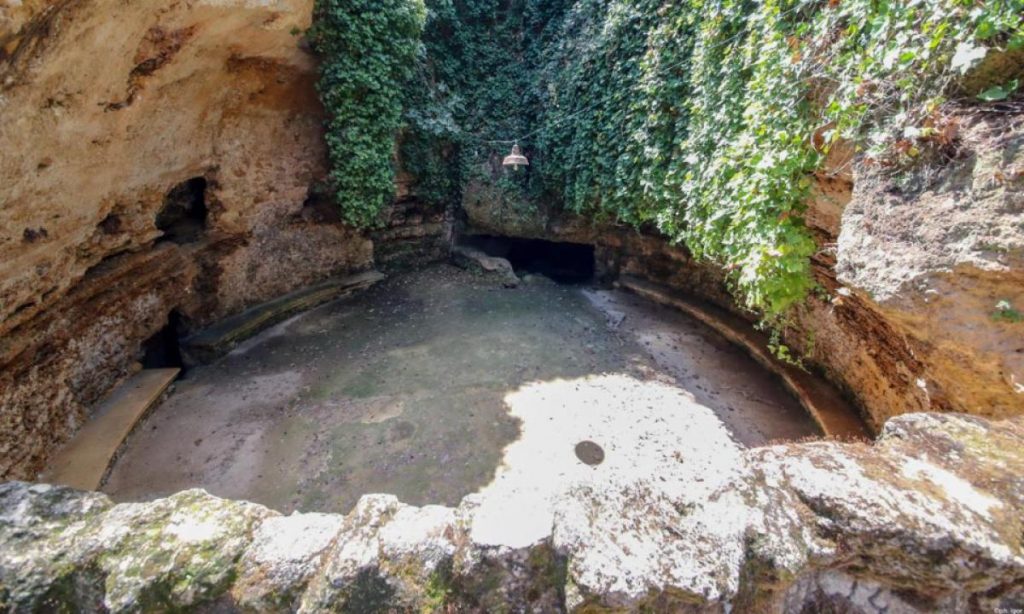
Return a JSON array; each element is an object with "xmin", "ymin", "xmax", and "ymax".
[
  {"xmin": 141, "ymin": 311, "xmax": 185, "ymax": 373},
  {"xmin": 461, "ymin": 235, "xmax": 595, "ymax": 284}
]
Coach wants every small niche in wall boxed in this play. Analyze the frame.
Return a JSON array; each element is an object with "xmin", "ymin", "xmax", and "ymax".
[
  {"xmin": 156, "ymin": 177, "xmax": 208, "ymax": 244},
  {"xmin": 141, "ymin": 311, "xmax": 185, "ymax": 373},
  {"xmin": 297, "ymin": 185, "xmax": 342, "ymax": 224}
]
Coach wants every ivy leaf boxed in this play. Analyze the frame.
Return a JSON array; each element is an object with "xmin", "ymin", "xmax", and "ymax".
[
  {"xmin": 977, "ymin": 79, "xmax": 1019, "ymax": 102},
  {"xmin": 950, "ymin": 41, "xmax": 987, "ymax": 74}
]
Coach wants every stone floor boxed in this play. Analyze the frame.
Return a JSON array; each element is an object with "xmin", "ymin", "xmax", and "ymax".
[{"xmin": 104, "ymin": 264, "xmax": 820, "ymax": 546}]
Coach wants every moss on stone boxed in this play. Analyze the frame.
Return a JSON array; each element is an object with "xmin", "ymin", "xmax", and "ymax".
[
  {"xmin": 524, "ymin": 543, "xmax": 567, "ymax": 605},
  {"xmin": 421, "ymin": 560, "xmax": 454, "ymax": 612}
]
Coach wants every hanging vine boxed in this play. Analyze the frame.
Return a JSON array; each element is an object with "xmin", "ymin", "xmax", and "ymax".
[
  {"xmin": 308, "ymin": 0, "xmax": 426, "ymax": 228},
  {"xmin": 311, "ymin": 0, "xmax": 1023, "ymax": 321},
  {"xmin": 533, "ymin": 0, "xmax": 1022, "ymax": 317}
]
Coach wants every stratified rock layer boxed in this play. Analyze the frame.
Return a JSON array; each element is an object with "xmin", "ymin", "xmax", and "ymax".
[
  {"xmin": 837, "ymin": 111, "xmax": 1024, "ymax": 421},
  {"xmin": 0, "ymin": 0, "xmax": 447, "ymax": 480},
  {"xmin": 0, "ymin": 0, "xmax": 356, "ymax": 480},
  {"xmin": 2, "ymin": 413, "xmax": 1021, "ymax": 612}
]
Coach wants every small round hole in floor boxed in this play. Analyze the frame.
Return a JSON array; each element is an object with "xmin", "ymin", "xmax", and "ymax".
[{"xmin": 575, "ymin": 440, "xmax": 605, "ymax": 466}]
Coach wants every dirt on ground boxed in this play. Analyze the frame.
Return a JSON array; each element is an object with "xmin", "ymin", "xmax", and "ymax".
[{"xmin": 104, "ymin": 265, "xmax": 819, "ymax": 517}]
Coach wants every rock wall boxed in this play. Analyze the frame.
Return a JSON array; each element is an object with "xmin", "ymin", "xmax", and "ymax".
[
  {"xmin": 783, "ymin": 109, "xmax": 1024, "ymax": 430},
  {"xmin": 460, "ymin": 108, "xmax": 1024, "ymax": 433},
  {"xmin": 0, "ymin": 0, "xmax": 359, "ymax": 480},
  {"xmin": 2, "ymin": 412, "xmax": 1021, "ymax": 612},
  {"xmin": 372, "ymin": 196, "xmax": 449, "ymax": 272},
  {"xmin": 836, "ymin": 111, "xmax": 1024, "ymax": 420},
  {"xmin": 0, "ymin": 0, "xmax": 445, "ymax": 481},
  {"xmin": 0, "ymin": 247, "xmax": 193, "ymax": 480}
]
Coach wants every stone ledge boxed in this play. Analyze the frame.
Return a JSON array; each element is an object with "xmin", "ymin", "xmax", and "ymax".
[
  {"xmin": 40, "ymin": 368, "xmax": 180, "ymax": 491},
  {"xmin": 617, "ymin": 275, "xmax": 870, "ymax": 440},
  {"xmin": 2, "ymin": 412, "xmax": 1021, "ymax": 612},
  {"xmin": 183, "ymin": 270, "xmax": 385, "ymax": 364}
]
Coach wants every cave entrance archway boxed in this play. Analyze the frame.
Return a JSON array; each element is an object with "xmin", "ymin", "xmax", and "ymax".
[
  {"xmin": 156, "ymin": 177, "xmax": 208, "ymax": 244},
  {"xmin": 141, "ymin": 311, "xmax": 185, "ymax": 373},
  {"xmin": 461, "ymin": 235, "xmax": 595, "ymax": 284}
]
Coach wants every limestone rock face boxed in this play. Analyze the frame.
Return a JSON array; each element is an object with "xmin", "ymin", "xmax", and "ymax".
[
  {"xmin": 837, "ymin": 112, "xmax": 1024, "ymax": 421},
  {"xmin": 233, "ymin": 511, "xmax": 345, "ymax": 610},
  {"xmin": 0, "ymin": 0, "xmax": 352, "ymax": 331},
  {"xmin": 0, "ymin": 0, "xmax": 375, "ymax": 480},
  {"xmin": 462, "ymin": 175, "xmax": 601, "ymax": 245},
  {"xmin": 2, "ymin": 413, "xmax": 1021, "ymax": 612},
  {"xmin": 0, "ymin": 246, "xmax": 194, "ymax": 478}
]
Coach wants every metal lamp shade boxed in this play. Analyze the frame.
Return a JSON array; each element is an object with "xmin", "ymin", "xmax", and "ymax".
[{"xmin": 502, "ymin": 143, "xmax": 529, "ymax": 169}]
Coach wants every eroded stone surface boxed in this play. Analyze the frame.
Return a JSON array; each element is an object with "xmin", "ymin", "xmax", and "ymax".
[
  {"xmin": 0, "ymin": 0, "xmax": 447, "ymax": 481},
  {"xmin": 0, "ymin": 0, "xmax": 354, "ymax": 481},
  {"xmin": 836, "ymin": 111, "xmax": 1024, "ymax": 420},
  {"xmin": 2, "ymin": 412, "xmax": 1021, "ymax": 612},
  {"xmin": 451, "ymin": 245, "xmax": 520, "ymax": 287}
]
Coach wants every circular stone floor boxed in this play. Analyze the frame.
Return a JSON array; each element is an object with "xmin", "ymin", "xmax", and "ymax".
[{"xmin": 104, "ymin": 264, "xmax": 820, "ymax": 546}]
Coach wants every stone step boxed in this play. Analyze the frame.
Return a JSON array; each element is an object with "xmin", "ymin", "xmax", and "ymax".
[
  {"xmin": 183, "ymin": 270, "xmax": 385, "ymax": 363},
  {"xmin": 42, "ymin": 368, "xmax": 180, "ymax": 490},
  {"xmin": 616, "ymin": 275, "xmax": 870, "ymax": 441}
]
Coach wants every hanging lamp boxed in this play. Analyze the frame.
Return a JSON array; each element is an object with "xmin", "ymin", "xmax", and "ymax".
[{"xmin": 502, "ymin": 142, "xmax": 529, "ymax": 170}]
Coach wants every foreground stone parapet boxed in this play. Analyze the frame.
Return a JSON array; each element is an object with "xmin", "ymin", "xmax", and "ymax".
[{"xmin": 1, "ymin": 413, "xmax": 1021, "ymax": 612}]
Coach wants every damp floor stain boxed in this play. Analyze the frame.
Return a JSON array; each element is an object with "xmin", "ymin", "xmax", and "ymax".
[{"xmin": 103, "ymin": 264, "xmax": 820, "ymax": 516}]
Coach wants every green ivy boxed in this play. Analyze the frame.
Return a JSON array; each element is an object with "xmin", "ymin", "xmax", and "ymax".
[
  {"xmin": 312, "ymin": 0, "xmax": 1023, "ymax": 321},
  {"xmin": 533, "ymin": 0, "xmax": 1022, "ymax": 317},
  {"xmin": 308, "ymin": 0, "xmax": 426, "ymax": 228}
]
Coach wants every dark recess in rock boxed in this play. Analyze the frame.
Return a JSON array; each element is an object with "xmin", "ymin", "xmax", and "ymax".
[
  {"xmin": 462, "ymin": 235, "xmax": 595, "ymax": 284},
  {"xmin": 156, "ymin": 177, "xmax": 208, "ymax": 244},
  {"xmin": 141, "ymin": 310, "xmax": 185, "ymax": 372}
]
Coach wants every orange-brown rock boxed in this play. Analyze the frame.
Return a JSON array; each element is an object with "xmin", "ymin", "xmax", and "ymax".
[{"xmin": 0, "ymin": 0, "xmax": 374, "ymax": 479}]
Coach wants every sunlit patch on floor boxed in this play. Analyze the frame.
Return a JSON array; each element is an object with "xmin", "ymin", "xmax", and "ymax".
[{"xmin": 103, "ymin": 265, "xmax": 820, "ymax": 524}]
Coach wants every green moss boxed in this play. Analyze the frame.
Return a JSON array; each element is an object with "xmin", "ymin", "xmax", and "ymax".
[
  {"xmin": 422, "ymin": 560, "xmax": 454, "ymax": 612},
  {"xmin": 447, "ymin": 557, "xmax": 510, "ymax": 613},
  {"xmin": 992, "ymin": 300, "xmax": 1023, "ymax": 323},
  {"xmin": 95, "ymin": 497, "xmax": 260, "ymax": 612},
  {"xmin": 732, "ymin": 531, "xmax": 799, "ymax": 612},
  {"xmin": 525, "ymin": 543, "xmax": 568, "ymax": 604},
  {"xmin": 308, "ymin": 0, "xmax": 427, "ymax": 228}
]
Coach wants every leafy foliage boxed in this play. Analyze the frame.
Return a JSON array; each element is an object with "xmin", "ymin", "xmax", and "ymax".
[
  {"xmin": 309, "ymin": 0, "xmax": 426, "ymax": 228},
  {"xmin": 533, "ymin": 0, "xmax": 1023, "ymax": 317},
  {"xmin": 312, "ymin": 0, "xmax": 1023, "ymax": 321}
]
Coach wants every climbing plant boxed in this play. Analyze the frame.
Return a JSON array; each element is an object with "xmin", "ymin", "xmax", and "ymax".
[
  {"xmin": 308, "ymin": 0, "xmax": 426, "ymax": 227},
  {"xmin": 312, "ymin": 0, "xmax": 1023, "ymax": 323},
  {"xmin": 532, "ymin": 0, "xmax": 1023, "ymax": 318}
]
